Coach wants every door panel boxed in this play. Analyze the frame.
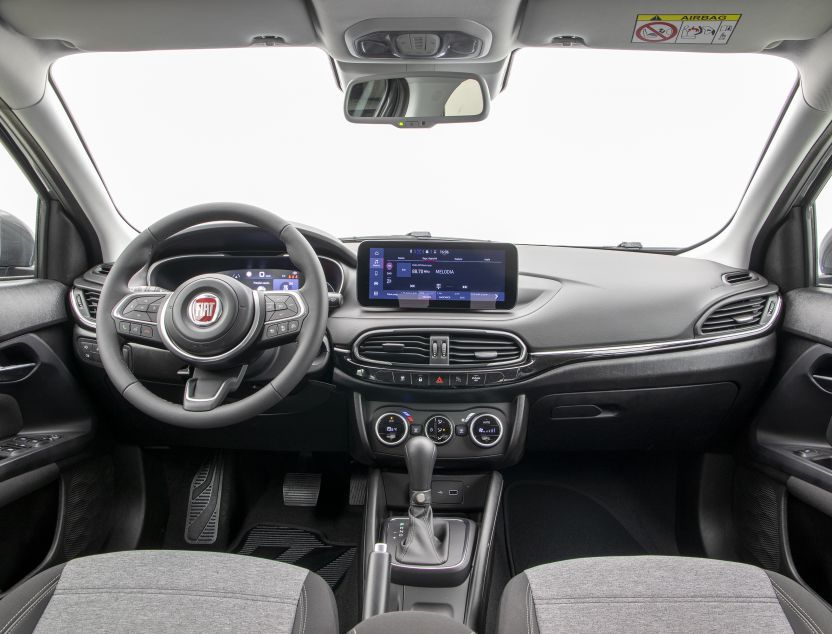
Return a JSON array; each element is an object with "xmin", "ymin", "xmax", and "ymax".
[
  {"xmin": 749, "ymin": 287, "xmax": 832, "ymax": 600},
  {"xmin": 0, "ymin": 279, "xmax": 96, "ymax": 591}
]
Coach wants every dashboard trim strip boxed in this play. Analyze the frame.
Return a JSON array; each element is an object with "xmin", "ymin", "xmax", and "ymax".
[{"xmin": 531, "ymin": 294, "xmax": 781, "ymax": 360}]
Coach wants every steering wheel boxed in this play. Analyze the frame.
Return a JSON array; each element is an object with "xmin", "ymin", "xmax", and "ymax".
[{"xmin": 96, "ymin": 203, "xmax": 328, "ymax": 428}]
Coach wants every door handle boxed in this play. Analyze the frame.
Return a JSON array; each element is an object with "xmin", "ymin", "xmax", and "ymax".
[{"xmin": 0, "ymin": 362, "xmax": 37, "ymax": 382}]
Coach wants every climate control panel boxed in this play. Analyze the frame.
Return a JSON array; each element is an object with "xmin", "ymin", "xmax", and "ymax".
[{"xmin": 370, "ymin": 405, "xmax": 507, "ymax": 458}]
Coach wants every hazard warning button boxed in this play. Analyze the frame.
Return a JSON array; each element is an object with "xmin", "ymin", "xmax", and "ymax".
[{"xmin": 430, "ymin": 373, "xmax": 451, "ymax": 388}]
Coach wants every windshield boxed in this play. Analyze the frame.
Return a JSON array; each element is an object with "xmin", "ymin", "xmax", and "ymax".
[{"xmin": 51, "ymin": 47, "xmax": 796, "ymax": 248}]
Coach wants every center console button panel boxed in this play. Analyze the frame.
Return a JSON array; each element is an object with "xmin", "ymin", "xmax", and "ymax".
[{"xmin": 425, "ymin": 415, "xmax": 453, "ymax": 444}]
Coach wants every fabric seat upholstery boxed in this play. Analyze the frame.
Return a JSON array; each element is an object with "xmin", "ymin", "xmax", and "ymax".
[
  {"xmin": 0, "ymin": 550, "xmax": 338, "ymax": 633},
  {"xmin": 498, "ymin": 556, "xmax": 832, "ymax": 634}
]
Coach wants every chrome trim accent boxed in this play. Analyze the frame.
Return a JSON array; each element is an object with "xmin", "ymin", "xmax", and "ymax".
[
  {"xmin": 353, "ymin": 328, "xmax": 528, "ymax": 369},
  {"xmin": 374, "ymin": 412, "xmax": 409, "ymax": 447},
  {"xmin": 156, "ymin": 290, "xmax": 263, "ymax": 364},
  {"xmin": 147, "ymin": 253, "xmax": 346, "ymax": 294},
  {"xmin": 69, "ymin": 287, "xmax": 98, "ymax": 330},
  {"xmin": 112, "ymin": 291, "xmax": 170, "ymax": 325},
  {"xmin": 532, "ymin": 294, "xmax": 781, "ymax": 361},
  {"xmin": 469, "ymin": 413, "xmax": 504, "ymax": 448}
]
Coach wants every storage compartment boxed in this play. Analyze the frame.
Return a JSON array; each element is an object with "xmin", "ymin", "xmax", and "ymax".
[
  {"xmin": 788, "ymin": 496, "xmax": 832, "ymax": 604},
  {"xmin": 0, "ymin": 481, "xmax": 58, "ymax": 591},
  {"xmin": 529, "ymin": 382, "xmax": 738, "ymax": 450}
]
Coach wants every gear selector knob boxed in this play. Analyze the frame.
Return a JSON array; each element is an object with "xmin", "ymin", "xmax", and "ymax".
[{"xmin": 404, "ymin": 435, "xmax": 437, "ymax": 494}]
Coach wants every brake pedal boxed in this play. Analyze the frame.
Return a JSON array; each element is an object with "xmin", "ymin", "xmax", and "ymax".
[
  {"xmin": 283, "ymin": 473, "xmax": 321, "ymax": 507},
  {"xmin": 184, "ymin": 453, "xmax": 224, "ymax": 545}
]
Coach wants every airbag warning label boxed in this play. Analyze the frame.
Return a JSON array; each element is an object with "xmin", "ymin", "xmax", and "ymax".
[{"xmin": 632, "ymin": 14, "xmax": 741, "ymax": 45}]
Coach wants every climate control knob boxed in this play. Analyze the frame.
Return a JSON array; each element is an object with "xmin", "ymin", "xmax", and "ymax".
[
  {"xmin": 375, "ymin": 412, "xmax": 408, "ymax": 446},
  {"xmin": 425, "ymin": 415, "xmax": 453, "ymax": 445},
  {"xmin": 469, "ymin": 413, "xmax": 504, "ymax": 448}
]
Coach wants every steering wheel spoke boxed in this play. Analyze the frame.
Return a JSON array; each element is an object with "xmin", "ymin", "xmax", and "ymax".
[
  {"xmin": 112, "ymin": 290, "xmax": 172, "ymax": 346},
  {"xmin": 260, "ymin": 289, "xmax": 308, "ymax": 345},
  {"xmin": 183, "ymin": 365, "xmax": 247, "ymax": 412}
]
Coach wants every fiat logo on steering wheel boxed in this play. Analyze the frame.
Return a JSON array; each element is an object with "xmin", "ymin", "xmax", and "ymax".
[{"xmin": 188, "ymin": 293, "xmax": 222, "ymax": 326}]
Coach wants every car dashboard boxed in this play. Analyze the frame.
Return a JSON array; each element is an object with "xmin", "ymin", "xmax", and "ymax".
[{"xmin": 68, "ymin": 222, "xmax": 780, "ymax": 462}]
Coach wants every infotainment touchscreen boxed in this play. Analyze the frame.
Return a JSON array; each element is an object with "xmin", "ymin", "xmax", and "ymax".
[{"xmin": 357, "ymin": 241, "xmax": 518, "ymax": 309}]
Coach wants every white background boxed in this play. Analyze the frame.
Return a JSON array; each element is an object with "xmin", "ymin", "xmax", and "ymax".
[
  {"xmin": 0, "ymin": 144, "xmax": 38, "ymax": 234},
  {"xmin": 49, "ymin": 46, "xmax": 797, "ymax": 248}
]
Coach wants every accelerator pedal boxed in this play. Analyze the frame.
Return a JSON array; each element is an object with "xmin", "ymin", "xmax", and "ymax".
[
  {"xmin": 282, "ymin": 472, "xmax": 321, "ymax": 507},
  {"xmin": 184, "ymin": 453, "xmax": 224, "ymax": 545}
]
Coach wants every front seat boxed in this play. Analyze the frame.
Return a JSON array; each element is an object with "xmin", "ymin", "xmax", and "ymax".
[
  {"xmin": 0, "ymin": 550, "xmax": 338, "ymax": 633},
  {"xmin": 498, "ymin": 556, "xmax": 832, "ymax": 633}
]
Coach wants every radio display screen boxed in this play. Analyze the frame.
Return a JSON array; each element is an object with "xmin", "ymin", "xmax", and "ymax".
[{"xmin": 357, "ymin": 241, "xmax": 518, "ymax": 309}]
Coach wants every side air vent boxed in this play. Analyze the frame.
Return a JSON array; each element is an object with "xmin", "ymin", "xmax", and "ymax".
[
  {"xmin": 355, "ymin": 330, "xmax": 525, "ymax": 367},
  {"xmin": 357, "ymin": 333, "xmax": 432, "ymax": 365},
  {"xmin": 723, "ymin": 271, "xmax": 755, "ymax": 285},
  {"xmin": 699, "ymin": 295, "xmax": 772, "ymax": 335},
  {"xmin": 447, "ymin": 333, "xmax": 524, "ymax": 366},
  {"xmin": 82, "ymin": 289, "xmax": 101, "ymax": 319},
  {"xmin": 93, "ymin": 263, "xmax": 113, "ymax": 276}
]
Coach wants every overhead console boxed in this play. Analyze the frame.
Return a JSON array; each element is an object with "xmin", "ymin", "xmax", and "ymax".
[{"xmin": 357, "ymin": 240, "xmax": 517, "ymax": 309}]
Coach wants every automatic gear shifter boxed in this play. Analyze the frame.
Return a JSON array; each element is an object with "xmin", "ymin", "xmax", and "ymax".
[{"xmin": 396, "ymin": 436, "xmax": 449, "ymax": 566}]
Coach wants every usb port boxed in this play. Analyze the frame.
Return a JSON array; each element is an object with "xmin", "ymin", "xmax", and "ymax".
[{"xmin": 448, "ymin": 489, "xmax": 459, "ymax": 496}]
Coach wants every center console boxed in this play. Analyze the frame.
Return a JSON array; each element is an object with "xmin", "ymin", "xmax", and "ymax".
[{"xmin": 339, "ymin": 240, "xmax": 530, "ymax": 629}]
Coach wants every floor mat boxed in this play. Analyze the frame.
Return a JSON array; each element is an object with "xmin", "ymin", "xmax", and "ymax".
[
  {"xmin": 233, "ymin": 524, "xmax": 357, "ymax": 589},
  {"xmin": 504, "ymin": 482, "xmax": 649, "ymax": 575}
]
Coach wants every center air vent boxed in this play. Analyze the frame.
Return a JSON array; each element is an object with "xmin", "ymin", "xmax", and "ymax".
[
  {"xmin": 699, "ymin": 294, "xmax": 775, "ymax": 335},
  {"xmin": 355, "ymin": 330, "xmax": 525, "ymax": 367},
  {"xmin": 357, "ymin": 333, "xmax": 431, "ymax": 365},
  {"xmin": 447, "ymin": 333, "xmax": 524, "ymax": 366}
]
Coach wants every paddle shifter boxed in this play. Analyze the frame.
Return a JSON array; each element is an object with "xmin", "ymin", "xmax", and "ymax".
[{"xmin": 396, "ymin": 436, "xmax": 449, "ymax": 565}]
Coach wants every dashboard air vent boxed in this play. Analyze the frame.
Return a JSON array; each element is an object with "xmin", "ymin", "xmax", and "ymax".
[
  {"xmin": 700, "ymin": 295, "xmax": 768, "ymax": 334},
  {"xmin": 81, "ymin": 289, "xmax": 101, "ymax": 319},
  {"xmin": 447, "ymin": 333, "xmax": 524, "ymax": 366},
  {"xmin": 723, "ymin": 271, "xmax": 754, "ymax": 285},
  {"xmin": 93, "ymin": 263, "xmax": 113, "ymax": 276},
  {"xmin": 357, "ymin": 333, "xmax": 432, "ymax": 365},
  {"xmin": 356, "ymin": 330, "xmax": 526, "ymax": 367}
]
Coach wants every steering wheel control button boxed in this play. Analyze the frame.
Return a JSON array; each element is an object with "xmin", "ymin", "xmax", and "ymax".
[
  {"xmin": 425, "ymin": 415, "xmax": 453, "ymax": 444},
  {"xmin": 470, "ymin": 413, "xmax": 504, "ymax": 448},
  {"xmin": 375, "ymin": 412, "xmax": 409, "ymax": 446},
  {"xmin": 118, "ymin": 321, "xmax": 131, "ymax": 334}
]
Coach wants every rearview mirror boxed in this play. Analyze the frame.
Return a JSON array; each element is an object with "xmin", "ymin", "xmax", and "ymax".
[{"xmin": 344, "ymin": 73, "xmax": 489, "ymax": 128}]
